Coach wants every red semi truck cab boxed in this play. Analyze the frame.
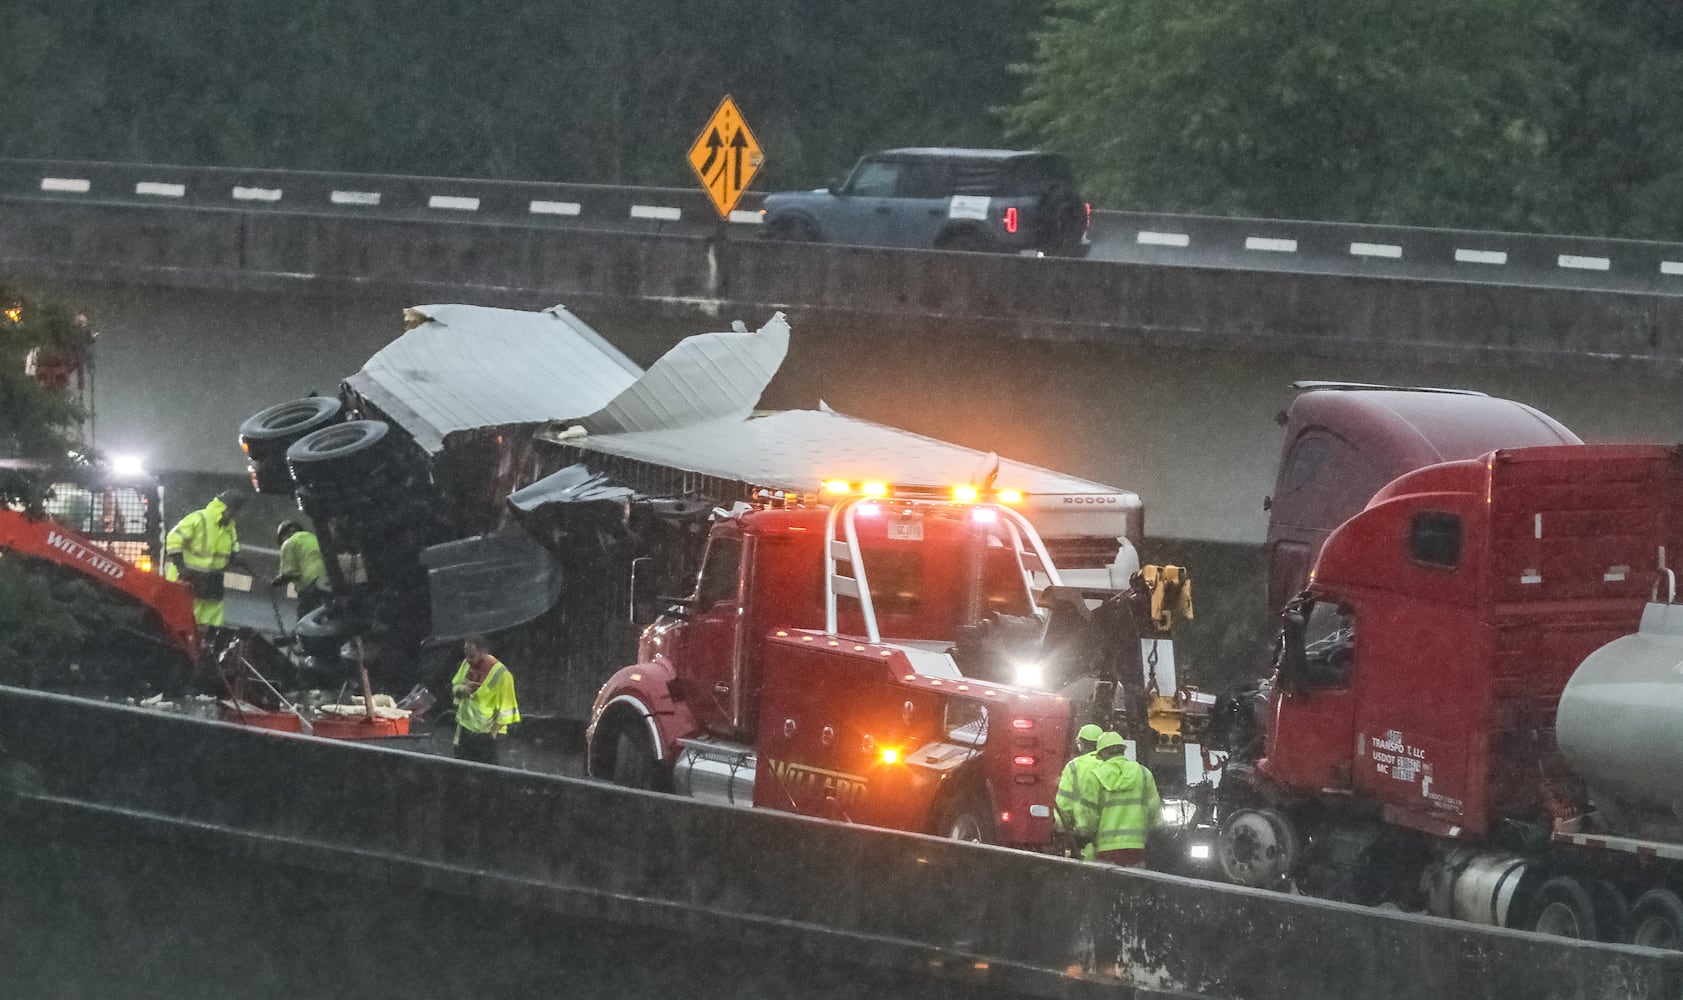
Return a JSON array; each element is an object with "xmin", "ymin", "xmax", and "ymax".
[
  {"xmin": 1217, "ymin": 444, "xmax": 1683, "ymax": 938},
  {"xmin": 585, "ymin": 482, "xmax": 1079, "ymax": 848}
]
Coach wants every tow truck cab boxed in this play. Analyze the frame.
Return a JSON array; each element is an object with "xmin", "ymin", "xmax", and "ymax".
[{"xmin": 587, "ymin": 484, "xmax": 1075, "ymax": 848}]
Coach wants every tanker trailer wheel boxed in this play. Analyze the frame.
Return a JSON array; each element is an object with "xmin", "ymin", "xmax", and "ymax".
[
  {"xmin": 1627, "ymin": 888, "xmax": 1683, "ymax": 949},
  {"xmin": 1217, "ymin": 808, "xmax": 1298, "ymax": 888},
  {"xmin": 1526, "ymin": 875, "xmax": 1599, "ymax": 940},
  {"xmin": 933, "ymin": 784, "xmax": 997, "ymax": 844}
]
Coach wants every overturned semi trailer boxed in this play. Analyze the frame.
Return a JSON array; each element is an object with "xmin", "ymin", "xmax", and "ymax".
[{"xmin": 240, "ymin": 304, "xmax": 1143, "ymax": 719}]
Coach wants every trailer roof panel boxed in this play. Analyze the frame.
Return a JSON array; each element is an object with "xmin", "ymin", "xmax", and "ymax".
[
  {"xmin": 345, "ymin": 303, "xmax": 644, "ymax": 453},
  {"xmin": 557, "ymin": 407, "xmax": 1129, "ymax": 498}
]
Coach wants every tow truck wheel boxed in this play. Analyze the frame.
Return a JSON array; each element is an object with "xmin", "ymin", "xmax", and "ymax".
[
  {"xmin": 1217, "ymin": 808, "xmax": 1297, "ymax": 888},
  {"xmin": 1527, "ymin": 875, "xmax": 1599, "ymax": 940},
  {"xmin": 1628, "ymin": 889, "xmax": 1683, "ymax": 949},
  {"xmin": 934, "ymin": 786, "xmax": 997, "ymax": 844},
  {"xmin": 609, "ymin": 725, "xmax": 661, "ymax": 791}
]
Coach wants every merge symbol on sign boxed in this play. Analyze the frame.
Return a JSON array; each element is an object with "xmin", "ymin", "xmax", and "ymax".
[{"xmin": 688, "ymin": 96, "xmax": 764, "ymax": 219}]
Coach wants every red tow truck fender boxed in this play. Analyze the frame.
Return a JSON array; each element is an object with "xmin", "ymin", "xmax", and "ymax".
[
  {"xmin": 586, "ymin": 656, "xmax": 699, "ymax": 768},
  {"xmin": 0, "ymin": 507, "xmax": 197, "ymax": 664}
]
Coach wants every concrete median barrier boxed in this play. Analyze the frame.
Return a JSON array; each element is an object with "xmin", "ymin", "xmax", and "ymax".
[{"xmin": 1, "ymin": 685, "xmax": 1678, "ymax": 999}]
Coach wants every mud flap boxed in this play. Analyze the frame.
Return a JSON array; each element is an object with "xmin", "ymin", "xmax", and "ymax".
[{"xmin": 420, "ymin": 523, "xmax": 561, "ymax": 640}]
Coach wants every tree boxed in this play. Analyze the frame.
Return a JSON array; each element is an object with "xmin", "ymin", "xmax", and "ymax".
[
  {"xmin": 0, "ymin": 286, "xmax": 91, "ymax": 507},
  {"xmin": 1004, "ymin": 0, "xmax": 1580, "ymax": 230}
]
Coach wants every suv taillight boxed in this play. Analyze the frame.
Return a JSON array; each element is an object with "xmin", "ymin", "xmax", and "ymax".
[
  {"xmin": 1085, "ymin": 202, "xmax": 1092, "ymax": 231},
  {"xmin": 1004, "ymin": 206, "xmax": 1019, "ymax": 234}
]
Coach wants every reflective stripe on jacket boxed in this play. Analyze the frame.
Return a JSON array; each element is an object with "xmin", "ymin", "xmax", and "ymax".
[
  {"xmin": 165, "ymin": 498, "xmax": 239, "ymax": 574},
  {"xmin": 1073, "ymin": 754, "xmax": 1164, "ymax": 854},
  {"xmin": 453, "ymin": 658, "xmax": 520, "ymax": 737}
]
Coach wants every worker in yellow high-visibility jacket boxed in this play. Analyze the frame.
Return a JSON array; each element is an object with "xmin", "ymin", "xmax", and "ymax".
[
  {"xmin": 1072, "ymin": 731, "xmax": 1164, "ymax": 867},
  {"xmin": 165, "ymin": 489, "xmax": 248, "ymax": 627},
  {"xmin": 1054, "ymin": 723, "xmax": 1104, "ymax": 858},
  {"xmin": 451, "ymin": 635, "xmax": 520, "ymax": 765}
]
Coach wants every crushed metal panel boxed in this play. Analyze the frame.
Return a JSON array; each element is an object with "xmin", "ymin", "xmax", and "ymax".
[
  {"xmin": 508, "ymin": 463, "xmax": 636, "ymax": 512},
  {"xmin": 420, "ymin": 523, "xmax": 562, "ymax": 640},
  {"xmin": 345, "ymin": 304, "xmax": 644, "ymax": 453},
  {"xmin": 579, "ymin": 312, "xmax": 790, "ymax": 435}
]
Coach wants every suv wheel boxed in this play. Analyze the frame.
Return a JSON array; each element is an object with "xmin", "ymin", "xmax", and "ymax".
[
  {"xmin": 937, "ymin": 229, "xmax": 996, "ymax": 254},
  {"xmin": 769, "ymin": 217, "xmax": 820, "ymax": 242}
]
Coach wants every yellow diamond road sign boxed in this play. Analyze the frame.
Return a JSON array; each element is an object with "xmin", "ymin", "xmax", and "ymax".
[{"xmin": 689, "ymin": 96, "xmax": 764, "ymax": 219}]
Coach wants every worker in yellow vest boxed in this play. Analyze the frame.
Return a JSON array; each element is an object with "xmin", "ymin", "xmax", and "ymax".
[
  {"xmin": 1073, "ymin": 731, "xmax": 1164, "ymax": 867},
  {"xmin": 165, "ymin": 489, "xmax": 248, "ymax": 627},
  {"xmin": 451, "ymin": 635, "xmax": 520, "ymax": 764},
  {"xmin": 273, "ymin": 520, "xmax": 330, "ymax": 618},
  {"xmin": 1054, "ymin": 723, "xmax": 1104, "ymax": 858}
]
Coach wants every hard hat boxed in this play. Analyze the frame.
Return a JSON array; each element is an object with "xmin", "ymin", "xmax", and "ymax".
[
  {"xmin": 1077, "ymin": 723, "xmax": 1103, "ymax": 743},
  {"xmin": 1096, "ymin": 731, "xmax": 1127, "ymax": 753},
  {"xmin": 276, "ymin": 520, "xmax": 303, "ymax": 544},
  {"xmin": 215, "ymin": 488, "xmax": 249, "ymax": 510}
]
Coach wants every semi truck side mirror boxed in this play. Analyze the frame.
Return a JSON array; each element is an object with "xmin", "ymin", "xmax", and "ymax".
[
  {"xmin": 629, "ymin": 557, "xmax": 661, "ymax": 625},
  {"xmin": 1278, "ymin": 610, "xmax": 1309, "ymax": 691}
]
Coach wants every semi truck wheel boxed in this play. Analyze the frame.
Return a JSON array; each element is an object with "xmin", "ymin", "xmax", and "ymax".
[
  {"xmin": 239, "ymin": 396, "xmax": 344, "ymax": 493},
  {"xmin": 1217, "ymin": 809, "xmax": 1297, "ymax": 888},
  {"xmin": 1527, "ymin": 875, "xmax": 1598, "ymax": 940},
  {"xmin": 1628, "ymin": 889, "xmax": 1683, "ymax": 949},
  {"xmin": 609, "ymin": 726, "xmax": 661, "ymax": 791}
]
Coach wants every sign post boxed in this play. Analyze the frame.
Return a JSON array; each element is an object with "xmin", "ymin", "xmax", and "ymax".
[{"xmin": 688, "ymin": 96, "xmax": 764, "ymax": 222}]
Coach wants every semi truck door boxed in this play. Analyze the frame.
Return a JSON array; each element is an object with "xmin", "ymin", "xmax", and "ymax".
[
  {"xmin": 675, "ymin": 535, "xmax": 745, "ymax": 737},
  {"xmin": 1262, "ymin": 599, "xmax": 1358, "ymax": 794}
]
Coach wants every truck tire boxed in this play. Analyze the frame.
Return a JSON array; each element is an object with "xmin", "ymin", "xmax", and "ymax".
[
  {"xmin": 1628, "ymin": 888, "xmax": 1683, "ymax": 949},
  {"xmin": 287, "ymin": 420, "xmax": 389, "ymax": 466},
  {"xmin": 610, "ymin": 725, "xmax": 662, "ymax": 791},
  {"xmin": 1217, "ymin": 808, "xmax": 1297, "ymax": 888},
  {"xmin": 239, "ymin": 396, "xmax": 344, "ymax": 494},
  {"xmin": 1526, "ymin": 875, "xmax": 1599, "ymax": 940},
  {"xmin": 934, "ymin": 785, "xmax": 997, "ymax": 844}
]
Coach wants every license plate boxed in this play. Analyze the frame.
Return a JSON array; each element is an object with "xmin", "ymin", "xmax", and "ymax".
[{"xmin": 888, "ymin": 520, "xmax": 924, "ymax": 541}]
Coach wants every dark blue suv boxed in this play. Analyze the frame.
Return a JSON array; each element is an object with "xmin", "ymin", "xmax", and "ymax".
[{"xmin": 760, "ymin": 148, "xmax": 1090, "ymax": 257}]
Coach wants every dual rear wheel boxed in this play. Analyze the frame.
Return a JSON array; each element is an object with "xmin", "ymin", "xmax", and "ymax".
[{"xmin": 1526, "ymin": 874, "xmax": 1683, "ymax": 949}]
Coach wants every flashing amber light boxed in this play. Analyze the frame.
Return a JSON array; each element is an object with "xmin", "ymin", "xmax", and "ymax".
[
  {"xmin": 953, "ymin": 485, "xmax": 979, "ymax": 503},
  {"xmin": 824, "ymin": 479, "xmax": 851, "ymax": 495},
  {"xmin": 135, "ymin": 555, "xmax": 154, "ymax": 574},
  {"xmin": 3, "ymin": 306, "xmax": 20, "ymax": 324},
  {"xmin": 1004, "ymin": 206, "xmax": 1019, "ymax": 234},
  {"xmin": 1011, "ymin": 717, "xmax": 1035, "ymax": 730},
  {"xmin": 861, "ymin": 481, "xmax": 888, "ymax": 497},
  {"xmin": 997, "ymin": 488, "xmax": 1023, "ymax": 504},
  {"xmin": 880, "ymin": 748, "xmax": 901, "ymax": 765}
]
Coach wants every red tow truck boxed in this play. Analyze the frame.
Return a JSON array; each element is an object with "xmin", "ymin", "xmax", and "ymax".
[
  {"xmin": 585, "ymin": 480, "xmax": 1167, "ymax": 848},
  {"xmin": 1212, "ymin": 442, "xmax": 1683, "ymax": 947}
]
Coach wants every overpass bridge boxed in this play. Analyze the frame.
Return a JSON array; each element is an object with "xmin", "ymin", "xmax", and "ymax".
[{"xmin": 4, "ymin": 160, "xmax": 1683, "ymax": 547}]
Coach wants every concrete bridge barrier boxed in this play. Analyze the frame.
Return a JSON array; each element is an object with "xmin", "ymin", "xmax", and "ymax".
[
  {"xmin": 5, "ymin": 195, "xmax": 1683, "ymax": 371},
  {"xmin": 1, "ymin": 686, "xmax": 1678, "ymax": 999}
]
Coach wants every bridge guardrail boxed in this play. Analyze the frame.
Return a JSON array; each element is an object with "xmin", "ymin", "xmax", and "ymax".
[
  {"xmin": 0, "ymin": 157, "xmax": 767, "ymax": 237},
  {"xmin": 7, "ymin": 157, "xmax": 1683, "ymax": 295}
]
